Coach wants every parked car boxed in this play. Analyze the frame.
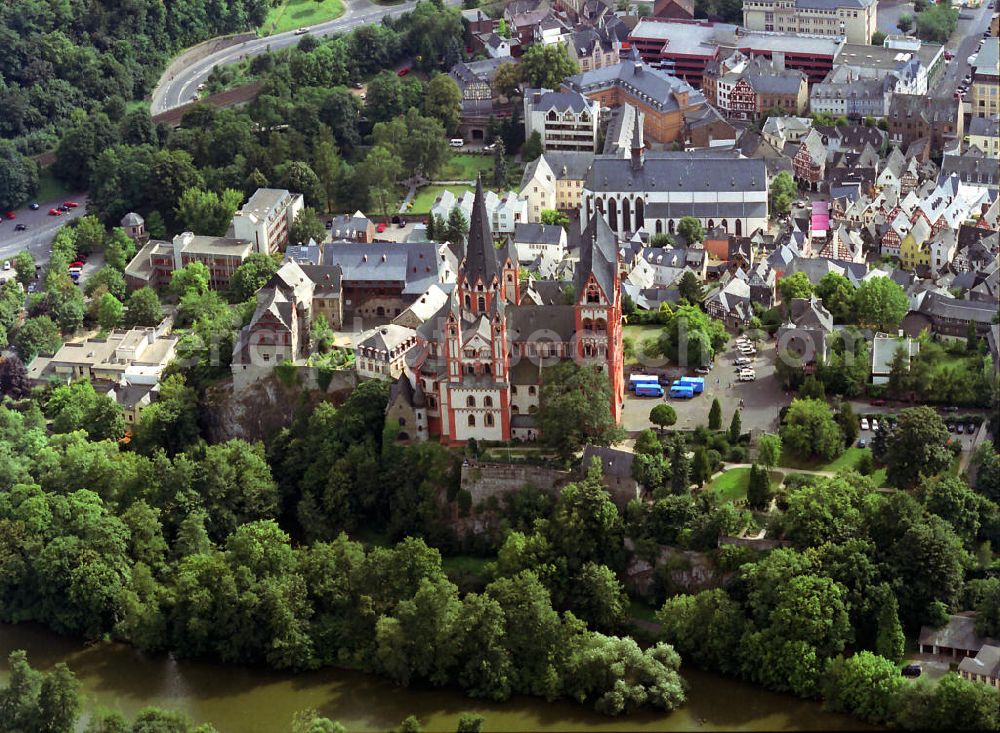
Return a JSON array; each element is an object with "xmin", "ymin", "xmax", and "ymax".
[
  {"xmin": 869, "ymin": 398, "xmax": 886, "ymax": 406},
  {"xmin": 944, "ymin": 49, "xmax": 955, "ymax": 60},
  {"xmin": 48, "ymin": 208, "xmax": 62, "ymax": 216},
  {"xmin": 857, "ymin": 438, "xmax": 866, "ymax": 448},
  {"xmin": 967, "ymin": 424, "xmax": 977, "ymax": 434},
  {"xmin": 351, "ymin": 81, "xmax": 363, "ymax": 89},
  {"xmin": 860, "ymin": 417, "xmax": 870, "ymax": 430},
  {"xmin": 956, "ymin": 424, "xmax": 964, "ymax": 434},
  {"xmin": 942, "ymin": 405, "xmax": 959, "ymax": 412},
  {"xmin": 4, "ymin": 211, "xmax": 15, "ymax": 219},
  {"xmin": 871, "ymin": 419, "xmax": 879, "ymax": 431},
  {"xmin": 694, "ymin": 366, "xmax": 711, "ymax": 375},
  {"xmin": 2, "ymin": 261, "xmax": 9, "ymax": 271},
  {"xmin": 324, "ymin": 220, "xmax": 333, "ymax": 229},
  {"xmin": 902, "ymin": 664, "xmax": 922, "ymax": 678},
  {"xmin": 63, "ymin": 201, "xmax": 79, "ymax": 208},
  {"xmin": 397, "ymin": 67, "xmax": 410, "ymax": 76},
  {"xmin": 946, "ymin": 422, "xmax": 956, "ymax": 432},
  {"xmin": 376, "ymin": 222, "xmax": 386, "ymax": 233},
  {"xmin": 27, "ymin": 283, "xmax": 36, "ymax": 293},
  {"xmin": 14, "ymin": 224, "xmax": 26, "ymax": 231},
  {"xmin": 29, "ymin": 202, "xmax": 39, "ymax": 210},
  {"xmin": 734, "ymin": 357, "xmax": 751, "ymax": 366},
  {"xmin": 294, "ymin": 26, "xmax": 310, "ymax": 35},
  {"xmin": 449, "ymin": 138, "xmax": 465, "ymax": 148}
]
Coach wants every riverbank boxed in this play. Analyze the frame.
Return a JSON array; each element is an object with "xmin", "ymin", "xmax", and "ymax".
[{"xmin": 0, "ymin": 623, "xmax": 874, "ymax": 733}]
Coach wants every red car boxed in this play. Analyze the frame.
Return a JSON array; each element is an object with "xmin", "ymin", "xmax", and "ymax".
[
  {"xmin": 63, "ymin": 201, "xmax": 79, "ymax": 208},
  {"xmin": 48, "ymin": 208, "xmax": 62, "ymax": 216},
  {"xmin": 944, "ymin": 50, "xmax": 954, "ymax": 60},
  {"xmin": 4, "ymin": 212, "xmax": 15, "ymax": 220},
  {"xmin": 397, "ymin": 67, "xmax": 410, "ymax": 77},
  {"xmin": 869, "ymin": 398, "xmax": 886, "ymax": 406},
  {"xmin": 70, "ymin": 261, "xmax": 84, "ymax": 268},
  {"xmin": 376, "ymin": 222, "xmax": 386, "ymax": 233}
]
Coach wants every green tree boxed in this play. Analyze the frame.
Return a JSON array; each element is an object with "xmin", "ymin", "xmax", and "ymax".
[
  {"xmin": 815, "ymin": 272, "xmax": 854, "ymax": 323},
  {"xmin": 175, "ymin": 188, "xmax": 244, "ymax": 236},
  {"xmin": 424, "ymin": 74, "xmax": 462, "ymax": 135},
  {"xmin": 493, "ymin": 139, "xmax": 508, "ymax": 189},
  {"xmin": 456, "ymin": 714, "xmax": 484, "ymax": 733},
  {"xmin": 658, "ymin": 304, "xmax": 728, "ymax": 368},
  {"xmin": 275, "ymin": 161, "xmax": 326, "ymax": 210},
  {"xmin": 125, "ymin": 287, "xmax": 163, "ymax": 327},
  {"xmin": 780, "ymin": 398, "xmax": 844, "ymax": 461},
  {"xmin": 75, "ymin": 215, "xmax": 108, "ymax": 255},
  {"xmin": 676, "ymin": 216, "xmax": 704, "ymax": 244},
  {"xmin": 0, "ymin": 141, "xmax": 40, "ymax": 211},
  {"xmin": 14, "ymin": 315, "xmax": 61, "ymax": 362},
  {"xmin": 13, "ymin": 250, "xmax": 35, "ymax": 288},
  {"xmin": 289, "ymin": 207, "xmax": 326, "ymax": 246},
  {"xmin": 708, "ymin": 397, "xmax": 722, "ymax": 430},
  {"xmin": 854, "ymin": 277, "xmax": 909, "ymax": 332},
  {"xmin": 677, "ymin": 270, "xmax": 704, "ymax": 305},
  {"xmin": 747, "ymin": 463, "xmax": 772, "ymax": 510},
  {"xmin": 835, "ymin": 401, "xmax": 859, "ymax": 447},
  {"xmin": 871, "ymin": 30, "xmax": 887, "ymax": 45},
  {"xmin": 104, "ymin": 228, "xmax": 137, "ymax": 272},
  {"xmin": 521, "ymin": 131, "xmax": 543, "ymax": 162},
  {"xmin": 0, "ymin": 650, "xmax": 81, "ymax": 733},
  {"xmin": 538, "ymin": 362, "xmax": 624, "ymax": 461},
  {"xmin": 311, "ymin": 313, "xmax": 335, "ymax": 352},
  {"xmin": 133, "ymin": 374, "xmax": 199, "ymax": 456},
  {"xmin": 821, "ymin": 651, "xmax": 902, "ymax": 725},
  {"xmin": 519, "ymin": 43, "xmax": 580, "ymax": 89},
  {"xmin": 778, "ymin": 271, "xmax": 813, "ymax": 306},
  {"xmin": 540, "ymin": 209, "xmax": 570, "ymax": 229},
  {"xmin": 84, "ymin": 266, "xmax": 128, "ymax": 302},
  {"xmin": 915, "ymin": 4, "xmax": 957, "ymax": 43},
  {"xmin": 757, "ymin": 434, "xmax": 781, "ymax": 468},
  {"xmin": 656, "ymin": 589, "xmax": 746, "ymax": 675},
  {"xmin": 649, "ymin": 404, "xmax": 677, "ymax": 434},
  {"xmin": 444, "ymin": 207, "xmax": 470, "ymax": 245},
  {"xmin": 691, "ymin": 446, "xmax": 712, "ymax": 487},
  {"xmin": 884, "ymin": 406, "xmax": 952, "ymax": 489},
  {"xmin": 769, "ymin": 170, "xmax": 796, "ymax": 217},
  {"xmin": 728, "ymin": 409, "xmax": 742, "ymax": 443},
  {"xmin": 783, "ymin": 475, "xmax": 864, "ymax": 547},
  {"xmin": 169, "ymin": 261, "xmax": 211, "ymax": 298},
  {"xmin": 493, "ymin": 61, "xmax": 521, "ymax": 99},
  {"xmin": 874, "ymin": 589, "xmax": 905, "ymax": 663},
  {"xmin": 0, "ymin": 356, "xmax": 31, "ymax": 399},
  {"xmin": 670, "ymin": 435, "xmax": 691, "ymax": 494},
  {"xmin": 97, "ymin": 292, "xmax": 124, "ymax": 331},
  {"xmin": 897, "ymin": 12, "xmax": 914, "ymax": 33},
  {"xmin": 893, "ymin": 673, "xmax": 999, "ymax": 730}
]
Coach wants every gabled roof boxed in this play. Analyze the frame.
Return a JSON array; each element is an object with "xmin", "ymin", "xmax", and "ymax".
[{"xmin": 575, "ymin": 213, "xmax": 618, "ymax": 302}]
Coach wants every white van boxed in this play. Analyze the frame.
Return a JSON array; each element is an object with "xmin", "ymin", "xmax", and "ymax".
[{"xmin": 449, "ymin": 138, "xmax": 465, "ymax": 148}]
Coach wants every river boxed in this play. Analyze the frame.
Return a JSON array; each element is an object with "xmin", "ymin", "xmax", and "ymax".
[{"xmin": 0, "ymin": 623, "xmax": 874, "ymax": 733}]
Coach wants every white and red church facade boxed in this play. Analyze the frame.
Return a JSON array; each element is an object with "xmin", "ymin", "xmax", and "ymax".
[{"xmin": 395, "ymin": 178, "xmax": 625, "ymax": 445}]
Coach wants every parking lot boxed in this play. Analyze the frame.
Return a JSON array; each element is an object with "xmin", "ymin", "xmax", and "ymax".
[{"xmin": 621, "ymin": 336, "xmax": 789, "ymax": 435}]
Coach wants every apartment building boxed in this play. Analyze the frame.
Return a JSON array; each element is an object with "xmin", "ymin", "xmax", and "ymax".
[
  {"xmin": 971, "ymin": 38, "xmax": 999, "ymax": 119},
  {"xmin": 524, "ymin": 88, "xmax": 600, "ymax": 152},
  {"xmin": 518, "ymin": 151, "xmax": 594, "ymax": 220},
  {"xmin": 742, "ymin": 0, "xmax": 877, "ymax": 45},
  {"xmin": 124, "ymin": 232, "xmax": 254, "ymax": 291},
  {"xmin": 231, "ymin": 188, "xmax": 304, "ymax": 254}
]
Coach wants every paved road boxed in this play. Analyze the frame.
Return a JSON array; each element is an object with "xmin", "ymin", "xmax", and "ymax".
[
  {"xmin": 152, "ymin": 0, "xmax": 462, "ymax": 114},
  {"xmin": 929, "ymin": 2, "xmax": 995, "ymax": 101},
  {"xmin": 0, "ymin": 196, "xmax": 88, "ymax": 269}
]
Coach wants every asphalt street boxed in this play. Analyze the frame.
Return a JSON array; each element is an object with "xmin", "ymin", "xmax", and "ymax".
[
  {"xmin": 929, "ymin": 2, "xmax": 995, "ymax": 100},
  {"xmin": 0, "ymin": 196, "xmax": 88, "ymax": 269},
  {"xmin": 152, "ymin": 0, "xmax": 462, "ymax": 114}
]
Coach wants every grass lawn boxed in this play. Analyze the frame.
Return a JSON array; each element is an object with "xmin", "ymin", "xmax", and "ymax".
[
  {"xmin": 825, "ymin": 447, "xmax": 867, "ymax": 472},
  {"xmin": 623, "ymin": 324, "xmax": 662, "ymax": 366},
  {"xmin": 711, "ymin": 467, "xmax": 751, "ymax": 502},
  {"xmin": 35, "ymin": 167, "xmax": 72, "ymax": 203},
  {"xmin": 260, "ymin": 0, "xmax": 344, "ymax": 35},
  {"xmin": 408, "ymin": 185, "xmax": 473, "ymax": 215},
  {"xmin": 440, "ymin": 154, "xmax": 494, "ymax": 181}
]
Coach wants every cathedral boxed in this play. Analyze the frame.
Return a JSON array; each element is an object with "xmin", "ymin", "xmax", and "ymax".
[{"xmin": 389, "ymin": 177, "xmax": 625, "ymax": 445}]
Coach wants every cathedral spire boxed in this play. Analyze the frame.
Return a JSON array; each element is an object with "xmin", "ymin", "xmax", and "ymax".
[{"xmin": 462, "ymin": 175, "xmax": 499, "ymax": 287}]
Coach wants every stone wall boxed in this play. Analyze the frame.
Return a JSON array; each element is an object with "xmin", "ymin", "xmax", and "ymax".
[{"xmin": 460, "ymin": 460, "xmax": 570, "ymax": 506}]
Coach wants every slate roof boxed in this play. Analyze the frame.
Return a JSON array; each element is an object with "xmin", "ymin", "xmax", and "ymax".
[
  {"xmin": 463, "ymin": 177, "xmax": 500, "ymax": 286},
  {"xmin": 514, "ymin": 222, "xmax": 565, "ymax": 245},
  {"xmin": 528, "ymin": 89, "xmax": 592, "ymax": 113},
  {"xmin": 789, "ymin": 296, "xmax": 834, "ymax": 330},
  {"xmin": 585, "ymin": 153, "xmax": 766, "ymax": 195},
  {"xmin": 121, "ymin": 212, "xmax": 144, "ymax": 227},
  {"xmin": 506, "ymin": 304, "xmax": 578, "ymax": 341},
  {"xmin": 919, "ymin": 614, "xmax": 995, "ymax": 653},
  {"xmin": 581, "ymin": 445, "xmax": 635, "ymax": 480},
  {"xmin": 575, "ymin": 213, "xmax": 618, "ymax": 301},
  {"xmin": 919, "ymin": 292, "xmax": 997, "ymax": 324},
  {"xmin": 958, "ymin": 644, "xmax": 1000, "ymax": 680},
  {"xmin": 564, "ymin": 61, "xmax": 705, "ymax": 115},
  {"xmin": 968, "ymin": 115, "xmax": 1000, "ymax": 138}
]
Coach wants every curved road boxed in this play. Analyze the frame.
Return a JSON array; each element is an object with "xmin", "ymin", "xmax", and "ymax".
[{"xmin": 153, "ymin": 0, "xmax": 461, "ymax": 114}]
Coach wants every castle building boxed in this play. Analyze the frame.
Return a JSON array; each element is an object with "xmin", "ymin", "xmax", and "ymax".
[{"xmin": 397, "ymin": 177, "xmax": 624, "ymax": 444}]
